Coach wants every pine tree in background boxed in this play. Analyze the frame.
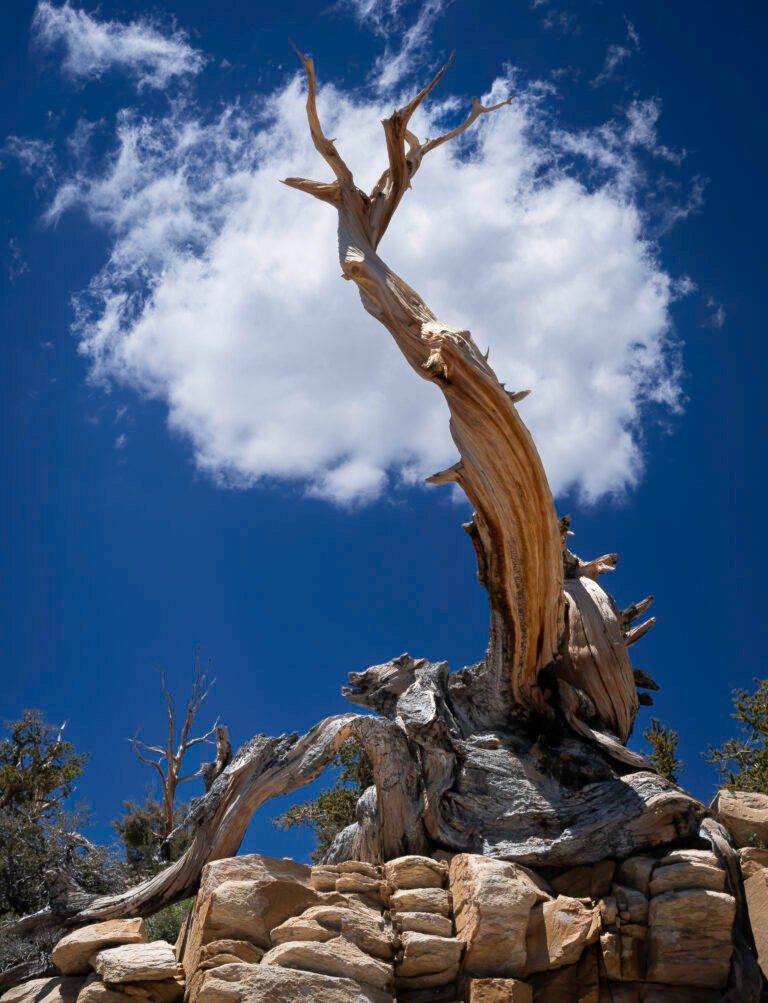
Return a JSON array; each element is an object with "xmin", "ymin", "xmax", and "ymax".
[
  {"xmin": 0, "ymin": 712, "xmax": 121, "ymax": 973},
  {"xmin": 114, "ymin": 796, "xmax": 192, "ymax": 878},
  {"xmin": 274, "ymin": 739, "xmax": 374, "ymax": 862},
  {"xmin": 705, "ymin": 679, "xmax": 768, "ymax": 792},
  {"xmin": 642, "ymin": 717, "xmax": 683, "ymax": 784}
]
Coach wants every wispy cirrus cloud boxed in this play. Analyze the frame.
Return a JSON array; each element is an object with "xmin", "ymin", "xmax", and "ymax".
[
  {"xmin": 32, "ymin": 1, "xmax": 205, "ymax": 90},
  {"xmin": 341, "ymin": 0, "xmax": 452, "ymax": 89},
  {"xmin": 592, "ymin": 18, "xmax": 641, "ymax": 87}
]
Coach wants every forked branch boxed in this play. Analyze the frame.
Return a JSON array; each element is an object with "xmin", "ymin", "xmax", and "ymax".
[
  {"xmin": 129, "ymin": 651, "xmax": 220, "ymax": 852},
  {"xmin": 286, "ymin": 49, "xmax": 562, "ymax": 722}
]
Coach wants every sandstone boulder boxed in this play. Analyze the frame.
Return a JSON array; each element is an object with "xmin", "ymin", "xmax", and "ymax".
[
  {"xmin": 468, "ymin": 979, "xmax": 532, "ymax": 1002},
  {"xmin": 52, "ymin": 920, "xmax": 148, "ymax": 976},
  {"xmin": 713, "ymin": 788, "xmax": 768, "ymax": 847},
  {"xmin": 599, "ymin": 926, "xmax": 646, "ymax": 982},
  {"xmin": 269, "ymin": 903, "xmax": 391, "ymax": 958},
  {"xmin": 528, "ymin": 943, "xmax": 599, "ymax": 1002},
  {"xmin": 449, "ymin": 854, "xmax": 549, "ymax": 978},
  {"xmin": 0, "ymin": 979, "xmax": 83, "ymax": 1003},
  {"xmin": 195, "ymin": 962, "xmax": 391, "ymax": 1003},
  {"xmin": 383, "ymin": 856, "xmax": 447, "ymax": 890},
  {"xmin": 328, "ymin": 861, "xmax": 381, "ymax": 878},
  {"xmin": 310, "ymin": 867, "xmax": 340, "ymax": 892},
  {"xmin": 646, "ymin": 888, "xmax": 736, "ymax": 987},
  {"xmin": 658, "ymin": 848, "xmax": 718, "ymax": 867},
  {"xmin": 260, "ymin": 937, "xmax": 393, "ymax": 992},
  {"xmin": 612, "ymin": 883, "xmax": 648, "ymax": 924},
  {"xmin": 90, "ymin": 942, "xmax": 178, "ymax": 984},
  {"xmin": 739, "ymin": 846, "xmax": 768, "ymax": 879},
  {"xmin": 396, "ymin": 931, "xmax": 463, "ymax": 980},
  {"xmin": 390, "ymin": 888, "xmax": 451, "ymax": 916},
  {"xmin": 336, "ymin": 874, "xmax": 388, "ymax": 902},
  {"xmin": 198, "ymin": 940, "xmax": 262, "ymax": 965},
  {"xmin": 648, "ymin": 859, "xmax": 725, "ymax": 896},
  {"xmin": 341, "ymin": 911, "xmax": 394, "ymax": 960},
  {"xmin": 745, "ymin": 866, "xmax": 768, "ymax": 979},
  {"xmin": 615, "ymin": 856, "xmax": 656, "ymax": 896},
  {"xmin": 269, "ymin": 915, "xmax": 336, "ymax": 945},
  {"xmin": 551, "ymin": 860, "xmax": 614, "ymax": 899},
  {"xmin": 392, "ymin": 912, "xmax": 453, "ymax": 937},
  {"xmin": 76, "ymin": 975, "xmax": 182, "ymax": 1003},
  {"xmin": 524, "ymin": 895, "xmax": 599, "ymax": 974},
  {"xmin": 113, "ymin": 980, "xmax": 182, "ymax": 1002},
  {"xmin": 180, "ymin": 854, "xmax": 320, "ymax": 977}
]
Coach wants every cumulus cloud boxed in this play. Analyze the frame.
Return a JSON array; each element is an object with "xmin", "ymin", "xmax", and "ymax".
[
  {"xmin": 39, "ymin": 62, "xmax": 686, "ymax": 505},
  {"xmin": 32, "ymin": 1, "xmax": 204, "ymax": 90}
]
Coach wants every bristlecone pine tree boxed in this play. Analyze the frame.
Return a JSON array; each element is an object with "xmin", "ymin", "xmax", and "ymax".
[
  {"xmin": 643, "ymin": 717, "xmax": 683, "ymax": 784},
  {"xmin": 0, "ymin": 713, "xmax": 120, "ymax": 977},
  {"xmin": 2, "ymin": 53, "xmax": 759, "ymax": 999},
  {"xmin": 706, "ymin": 678, "xmax": 768, "ymax": 792}
]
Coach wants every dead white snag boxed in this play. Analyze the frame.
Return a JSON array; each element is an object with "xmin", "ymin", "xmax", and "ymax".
[{"xmin": 285, "ymin": 50, "xmax": 563, "ymax": 722}]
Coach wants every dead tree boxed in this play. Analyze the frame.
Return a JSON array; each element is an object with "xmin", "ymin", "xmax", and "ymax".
[
  {"xmin": 129, "ymin": 651, "xmax": 229, "ymax": 858},
  {"xmin": 4, "ymin": 58, "xmax": 755, "ymax": 1000}
]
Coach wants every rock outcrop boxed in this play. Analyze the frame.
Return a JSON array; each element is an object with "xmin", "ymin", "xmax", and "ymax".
[
  {"xmin": 6, "ymin": 835, "xmax": 768, "ymax": 1001},
  {"xmin": 713, "ymin": 790, "xmax": 768, "ymax": 848}
]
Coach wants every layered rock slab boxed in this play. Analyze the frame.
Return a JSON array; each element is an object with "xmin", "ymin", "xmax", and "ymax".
[
  {"xmin": 713, "ymin": 789, "xmax": 768, "ymax": 847},
  {"xmin": 194, "ymin": 963, "xmax": 392, "ymax": 1003},
  {"xmin": 646, "ymin": 888, "xmax": 736, "ymax": 988},
  {"xmin": 0, "ymin": 979, "xmax": 84, "ymax": 1003},
  {"xmin": 90, "ymin": 942, "xmax": 178, "ymax": 984},
  {"xmin": 449, "ymin": 854, "xmax": 549, "ymax": 978},
  {"xmin": 52, "ymin": 920, "xmax": 148, "ymax": 976}
]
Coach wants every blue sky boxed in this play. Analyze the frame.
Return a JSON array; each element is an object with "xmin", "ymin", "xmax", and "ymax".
[{"xmin": 0, "ymin": 0, "xmax": 765, "ymax": 862}]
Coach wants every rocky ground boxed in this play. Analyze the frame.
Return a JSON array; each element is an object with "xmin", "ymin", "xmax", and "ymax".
[{"xmin": 5, "ymin": 787, "xmax": 768, "ymax": 1002}]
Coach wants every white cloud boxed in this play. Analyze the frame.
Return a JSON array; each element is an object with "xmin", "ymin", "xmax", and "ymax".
[
  {"xmin": 340, "ymin": 0, "xmax": 451, "ymax": 89},
  {"xmin": 41, "ymin": 64, "xmax": 686, "ymax": 506},
  {"xmin": 592, "ymin": 19, "xmax": 640, "ymax": 88},
  {"xmin": 32, "ymin": 1, "xmax": 204, "ymax": 90},
  {"xmin": 706, "ymin": 297, "xmax": 726, "ymax": 330},
  {"xmin": 2, "ymin": 136, "xmax": 57, "ymax": 193}
]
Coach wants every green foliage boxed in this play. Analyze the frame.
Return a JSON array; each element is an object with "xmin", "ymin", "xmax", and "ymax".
[
  {"xmin": 274, "ymin": 740, "xmax": 374, "ymax": 863},
  {"xmin": 114, "ymin": 796, "xmax": 192, "ymax": 878},
  {"xmin": 643, "ymin": 717, "xmax": 682, "ymax": 783},
  {"xmin": 0, "ymin": 711, "xmax": 122, "ymax": 922},
  {"xmin": 705, "ymin": 679, "xmax": 768, "ymax": 792},
  {"xmin": 146, "ymin": 898, "xmax": 193, "ymax": 944},
  {"xmin": 0, "ymin": 710, "xmax": 88, "ymax": 817}
]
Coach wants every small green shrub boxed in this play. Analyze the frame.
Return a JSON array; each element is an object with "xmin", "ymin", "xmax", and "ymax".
[{"xmin": 146, "ymin": 898, "xmax": 193, "ymax": 944}]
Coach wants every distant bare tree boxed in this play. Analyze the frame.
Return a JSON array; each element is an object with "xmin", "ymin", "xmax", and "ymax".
[{"xmin": 129, "ymin": 650, "xmax": 229, "ymax": 859}]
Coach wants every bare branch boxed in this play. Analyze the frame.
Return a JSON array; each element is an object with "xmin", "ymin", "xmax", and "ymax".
[
  {"xmin": 160, "ymin": 672, "xmax": 175, "ymax": 760},
  {"xmin": 177, "ymin": 766, "xmax": 205, "ymax": 784},
  {"xmin": 130, "ymin": 736, "xmax": 166, "ymax": 787},
  {"xmin": 132, "ymin": 739, "xmax": 167, "ymax": 757},
  {"xmin": 183, "ymin": 721, "xmax": 219, "ymax": 752},
  {"xmin": 625, "ymin": 617, "xmax": 656, "ymax": 647},
  {"xmin": 367, "ymin": 56, "xmax": 512, "ymax": 247},
  {"xmin": 291, "ymin": 44, "xmax": 355, "ymax": 188},
  {"xmin": 421, "ymin": 95, "xmax": 513, "ymax": 156},
  {"xmin": 398, "ymin": 52, "xmax": 455, "ymax": 129},
  {"xmin": 281, "ymin": 177, "xmax": 341, "ymax": 204}
]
